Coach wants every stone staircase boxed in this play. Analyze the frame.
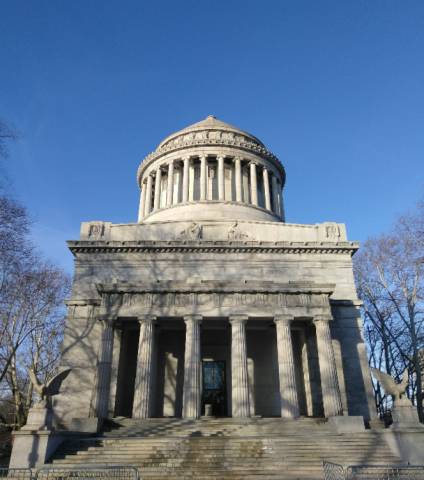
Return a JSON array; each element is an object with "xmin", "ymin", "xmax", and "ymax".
[{"xmin": 48, "ymin": 418, "xmax": 401, "ymax": 480}]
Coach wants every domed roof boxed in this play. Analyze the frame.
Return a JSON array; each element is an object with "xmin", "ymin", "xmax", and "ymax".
[{"xmin": 158, "ymin": 115, "xmax": 265, "ymax": 149}]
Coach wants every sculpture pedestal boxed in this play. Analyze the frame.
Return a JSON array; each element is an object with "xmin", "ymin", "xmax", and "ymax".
[
  {"xmin": 22, "ymin": 405, "xmax": 52, "ymax": 431},
  {"xmin": 391, "ymin": 399, "xmax": 421, "ymax": 428},
  {"xmin": 9, "ymin": 430, "xmax": 64, "ymax": 468}
]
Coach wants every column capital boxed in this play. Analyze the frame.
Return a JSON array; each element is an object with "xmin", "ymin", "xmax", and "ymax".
[
  {"xmin": 313, "ymin": 314, "xmax": 333, "ymax": 325},
  {"xmin": 217, "ymin": 154, "xmax": 225, "ymax": 160},
  {"xmin": 137, "ymin": 315, "xmax": 157, "ymax": 324},
  {"xmin": 274, "ymin": 314, "xmax": 294, "ymax": 324},
  {"xmin": 232, "ymin": 156, "xmax": 242, "ymax": 162},
  {"xmin": 182, "ymin": 155, "xmax": 191, "ymax": 161},
  {"xmin": 229, "ymin": 314, "xmax": 248, "ymax": 325},
  {"xmin": 184, "ymin": 314, "xmax": 202, "ymax": 324},
  {"xmin": 199, "ymin": 154, "xmax": 208, "ymax": 160},
  {"xmin": 98, "ymin": 314, "xmax": 117, "ymax": 326}
]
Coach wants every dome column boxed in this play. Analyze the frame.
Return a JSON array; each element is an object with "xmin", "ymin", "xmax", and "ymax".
[
  {"xmin": 234, "ymin": 157, "xmax": 242, "ymax": 202},
  {"xmin": 200, "ymin": 155, "xmax": 207, "ymax": 201},
  {"xmin": 138, "ymin": 180, "xmax": 147, "ymax": 222},
  {"xmin": 144, "ymin": 174, "xmax": 153, "ymax": 216},
  {"xmin": 153, "ymin": 168, "xmax": 162, "ymax": 211},
  {"xmin": 182, "ymin": 156, "xmax": 190, "ymax": 203},
  {"xmin": 166, "ymin": 160, "xmax": 174, "ymax": 207},
  {"xmin": 250, "ymin": 162, "xmax": 258, "ymax": 206},
  {"xmin": 271, "ymin": 174, "xmax": 280, "ymax": 217},
  {"xmin": 263, "ymin": 167, "xmax": 271, "ymax": 211},
  {"xmin": 218, "ymin": 155, "xmax": 225, "ymax": 201}
]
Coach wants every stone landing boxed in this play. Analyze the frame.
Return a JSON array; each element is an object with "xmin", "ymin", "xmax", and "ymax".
[{"xmin": 48, "ymin": 418, "xmax": 402, "ymax": 479}]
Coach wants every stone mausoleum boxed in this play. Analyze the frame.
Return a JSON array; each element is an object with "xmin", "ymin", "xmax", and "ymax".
[{"xmin": 55, "ymin": 115, "xmax": 376, "ymax": 425}]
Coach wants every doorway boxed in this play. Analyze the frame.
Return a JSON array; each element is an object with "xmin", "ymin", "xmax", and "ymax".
[{"xmin": 202, "ymin": 360, "xmax": 227, "ymax": 416}]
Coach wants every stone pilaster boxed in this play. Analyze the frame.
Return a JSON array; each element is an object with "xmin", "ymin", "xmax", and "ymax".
[
  {"xmin": 153, "ymin": 168, "xmax": 162, "ymax": 210},
  {"xmin": 279, "ymin": 180, "xmax": 285, "ymax": 221},
  {"xmin": 183, "ymin": 315, "xmax": 202, "ymax": 418},
  {"xmin": 218, "ymin": 155, "xmax": 225, "ymax": 201},
  {"xmin": 92, "ymin": 316, "xmax": 115, "ymax": 418},
  {"xmin": 166, "ymin": 160, "xmax": 174, "ymax": 207},
  {"xmin": 200, "ymin": 155, "xmax": 207, "ymax": 201},
  {"xmin": 138, "ymin": 181, "xmax": 147, "ymax": 222},
  {"xmin": 230, "ymin": 315, "xmax": 250, "ymax": 417},
  {"xmin": 132, "ymin": 316, "xmax": 156, "ymax": 418},
  {"xmin": 144, "ymin": 174, "xmax": 153, "ymax": 216},
  {"xmin": 182, "ymin": 156, "xmax": 190, "ymax": 203},
  {"xmin": 250, "ymin": 162, "xmax": 258, "ymax": 206},
  {"xmin": 274, "ymin": 315, "xmax": 299, "ymax": 418},
  {"xmin": 263, "ymin": 167, "xmax": 271, "ymax": 211},
  {"xmin": 314, "ymin": 315, "xmax": 343, "ymax": 417},
  {"xmin": 234, "ymin": 157, "xmax": 242, "ymax": 202}
]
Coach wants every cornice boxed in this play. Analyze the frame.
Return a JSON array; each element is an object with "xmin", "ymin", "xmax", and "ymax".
[{"xmin": 67, "ymin": 240, "xmax": 359, "ymax": 256}]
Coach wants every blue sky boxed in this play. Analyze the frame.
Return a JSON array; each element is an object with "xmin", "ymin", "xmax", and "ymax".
[{"xmin": 1, "ymin": 0, "xmax": 423, "ymax": 272}]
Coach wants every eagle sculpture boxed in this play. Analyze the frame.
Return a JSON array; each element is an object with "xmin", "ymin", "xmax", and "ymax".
[
  {"xmin": 29, "ymin": 368, "xmax": 72, "ymax": 407},
  {"xmin": 370, "ymin": 367, "xmax": 409, "ymax": 401}
]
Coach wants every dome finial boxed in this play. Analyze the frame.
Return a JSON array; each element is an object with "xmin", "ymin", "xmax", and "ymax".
[{"xmin": 206, "ymin": 115, "xmax": 216, "ymax": 119}]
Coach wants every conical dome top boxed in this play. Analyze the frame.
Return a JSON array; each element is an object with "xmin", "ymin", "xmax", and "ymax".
[{"xmin": 158, "ymin": 115, "xmax": 265, "ymax": 149}]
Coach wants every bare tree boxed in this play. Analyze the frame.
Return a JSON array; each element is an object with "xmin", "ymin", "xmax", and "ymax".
[
  {"xmin": 0, "ymin": 196, "xmax": 70, "ymax": 427},
  {"xmin": 354, "ymin": 202, "xmax": 424, "ymax": 422}
]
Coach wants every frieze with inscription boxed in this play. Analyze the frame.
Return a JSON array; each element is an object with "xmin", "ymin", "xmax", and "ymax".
[{"xmin": 102, "ymin": 291, "xmax": 330, "ymax": 315}]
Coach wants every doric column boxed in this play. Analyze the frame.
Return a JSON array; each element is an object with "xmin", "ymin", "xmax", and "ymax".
[
  {"xmin": 92, "ymin": 316, "xmax": 115, "ymax": 418},
  {"xmin": 250, "ymin": 162, "xmax": 258, "ymax": 206},
  {"xmin": 182, "ymin": 315, "xmax": 202, "ymax": 418},
  {"xmin": 200, "ymin": 155, "xmax": 207, "ymax": 201},
  {"xmin": 314, "ymin": 315, "xmax": 343, "ymax": 417},
  {"xmin": 138, "ymin": 181, "xmax": 147, "ymax": 222},
  {"xmin": 274, "ymin": 315, "xmax": 299, "ymax": 418},
  {"xmin": 144, "ymin": 174, "xmax": 153, "ymax": 216},
  {"xmin": 234, "ymin": 157, "xmax": 242, "ymax": 202},
  {"xmin": 153, "ymin": 167, "xmax": 162, "ymax": 210},
  {"xmin": 218, "ymin": 155, "xmax": 225, "ymax": 201},
  {"xmin": 182, "ymin": 156, "xmax": 190, "ymax": 203},
  {"xmin": 132, "ymin": 316, "xmax": 156, "ymax": 418},
  {"xmin": 263, "ymin": 167, "xmax": 271, "ymax": 210},
  {"xmin": 271, "ymin": 174, "xmax": 280, "ymax": 216},
  {"xmin": 166, "ymin": 160, "xmax": 174, "ymax": 207},
  {"xmin": 230, "ymin": 315, "xmax": 250, "ymax": 417}
]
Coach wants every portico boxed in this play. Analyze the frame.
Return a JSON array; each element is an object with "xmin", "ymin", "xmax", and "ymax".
[{"xmin": 89, "ymin": 282, "xmax": 343, "ymax": 420}]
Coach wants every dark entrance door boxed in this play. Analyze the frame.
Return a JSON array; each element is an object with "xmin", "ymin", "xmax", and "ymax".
[{"xmin": 202, "ymin": 360, "xmax": 227, "ymax": 416}]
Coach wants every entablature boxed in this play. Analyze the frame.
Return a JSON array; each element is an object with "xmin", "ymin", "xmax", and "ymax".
[{"xmin": 94, "ymin": 281, "xmax": 335, "ymax": 319}]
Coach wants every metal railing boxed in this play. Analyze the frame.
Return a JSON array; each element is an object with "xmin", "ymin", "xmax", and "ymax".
[
  {"xmin": 0, "ymin": 467, "xmax": 139, "ymax": 480},
  {"xmin": 0, "ymin": 468, "xmax": 32, "ymax": 480},
  {"xmin": 36, "ymin": 466, "xmax": 139, "ymax": 480},
  {"xmin": 323, "ymin": 461, "xmax": 424, "ymax": 480}
]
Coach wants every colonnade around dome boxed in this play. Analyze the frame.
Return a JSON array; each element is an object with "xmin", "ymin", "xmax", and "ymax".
[{"xmin": 138, "ymin": 154, "xmax": 285, "ymax": 222}]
